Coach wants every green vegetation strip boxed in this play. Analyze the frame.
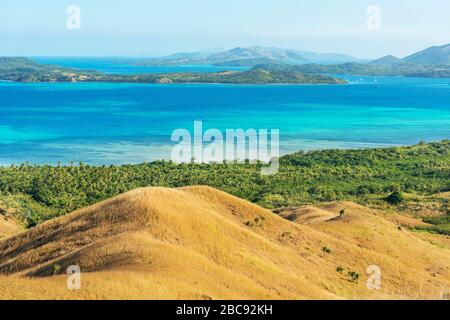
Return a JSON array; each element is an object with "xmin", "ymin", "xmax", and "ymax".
[{"xmin": 0, "ymin": 141, "xmax": 448, "ymax": 228}]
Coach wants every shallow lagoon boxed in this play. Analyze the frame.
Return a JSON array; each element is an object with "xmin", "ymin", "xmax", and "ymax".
[{"xmin": 0, "ymin": 65, "xmax": 449, "ymax": 164}]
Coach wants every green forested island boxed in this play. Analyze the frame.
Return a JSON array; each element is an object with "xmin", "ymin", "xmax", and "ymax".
[
  {"xmin": 0, "ymin": 57, "xmax": 345, "ymax": 84},
  {"xmin": 0, "ymin": 141, "xmax": 448, "ymax": 233},
  {"xmin": 257, "ymin": 62, "xmax": 450, "ymax": 78}
]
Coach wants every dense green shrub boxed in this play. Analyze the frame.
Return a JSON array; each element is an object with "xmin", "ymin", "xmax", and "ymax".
[{"xmin": 385, "ymin": 191, "xmax": 405, "ymax": 205}]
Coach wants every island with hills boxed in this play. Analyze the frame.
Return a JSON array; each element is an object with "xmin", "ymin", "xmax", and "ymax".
[
  {"xmin": 0, "ymin": 57, "xmax": 345, "ymax": 85},
  {"xmin": 1, "ymin": 43, "xmax": 449, "ymax": 84},
  {"xmin": 255, "ymin": 62, "xmax": 450, "ymax": 79},
  {"xmin": 137, "ymin": 43, "xmax": 450, "ymax": 78}
]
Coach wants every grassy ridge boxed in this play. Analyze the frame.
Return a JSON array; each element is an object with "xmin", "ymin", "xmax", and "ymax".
[
  {"xmin": 2, "ymin": 186, "xmax": 449, "ymax": 299},
  {"xmin": 0, "ymin": 141, "xmax": 448, "ymax": 227}
]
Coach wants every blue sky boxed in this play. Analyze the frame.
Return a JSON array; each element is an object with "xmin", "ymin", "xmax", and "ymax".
[{"xmin": 1, "ymin": 0, "xmax": 449, "ymax": 58}]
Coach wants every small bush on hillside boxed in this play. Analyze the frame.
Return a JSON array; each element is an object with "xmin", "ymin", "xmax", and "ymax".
[
  {"xmin": 281, "ymin": 231, "xmax": 292, "ymax": 238},
  {"xmin": 245, "ymin": 216, "xmax": 266, "ymax": 227},
  {"xmin": 52, "ymin": 264, "xmax": 62, "ymax": 276},
  {"xmin": 260, "ymin": 194, "xmax": 287, "ymax": 209},
  {"xmin": 322, "ymin": 247, "xmax": 332, "ymax": 254},
  {"xmin": 385, "ymin": 191, "xmax": 405, "ymax": 205},
  {"xmin": 348, "ymin": 271, "xmax": 360, "ymax": 283}
]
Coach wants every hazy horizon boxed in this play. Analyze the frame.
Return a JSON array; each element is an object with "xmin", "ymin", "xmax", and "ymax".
[
  {"xmin": 7, "ymin": 42, "xmax": 444, "ymax": 60},
  {"xmin": 1, "ymin": 0, "xmax": 449, "ymax": 58}
]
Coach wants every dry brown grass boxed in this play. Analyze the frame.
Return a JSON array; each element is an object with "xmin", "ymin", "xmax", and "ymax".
[
  {"xmin": 279, "ymin": 206, "xmax": 338, "ymax": 225},
  {"xmin": 0, "ymin": 214, "xmax": 24, "ymax": 240},
  {"xmin": 0, "ymin": 186, "xmax": 449, "ymax": 300}
]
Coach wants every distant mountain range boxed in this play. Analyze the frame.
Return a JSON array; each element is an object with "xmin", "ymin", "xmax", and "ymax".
[
  {"xmin": 245, "ymin": 43, "xmax": 450, "ymax": 78},
  {"xmin": 369, "ymin": 43, "xmax": 450, "ymax": 66},
  {"xmin": 138, "ymin": 46, "xmax": 363, "ymax": 67},
  {"xmin": 138, "ymin": 44, "xmax": 450, "ymax": 70},
  {"xmin": 2, "ymin": 43, "xmax": 449, "ymax": 82}
]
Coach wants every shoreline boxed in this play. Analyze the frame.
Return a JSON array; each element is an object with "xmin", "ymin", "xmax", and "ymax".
[
  {"xmin": 0, "ymin": 140, "xmax": 444, "ymax": 167},
  {"xmin": 0, "ymin": 79, "xmax": 347, "ymax": 86}
]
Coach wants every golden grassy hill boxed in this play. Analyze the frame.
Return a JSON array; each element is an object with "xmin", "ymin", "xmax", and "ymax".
[{"xmin": 0, "ymin": 186, "xmax": 449, "ymax": 300}]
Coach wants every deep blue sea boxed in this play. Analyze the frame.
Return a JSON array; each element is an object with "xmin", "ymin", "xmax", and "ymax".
[{"xmin": 0, "ymin": 58, "xmax": 449, "ymax": 165}]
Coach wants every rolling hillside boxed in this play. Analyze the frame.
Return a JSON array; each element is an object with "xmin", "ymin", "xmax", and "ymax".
[{"xmin": 0, "ymin": 186, "xmax": 449, "ymax": 300}]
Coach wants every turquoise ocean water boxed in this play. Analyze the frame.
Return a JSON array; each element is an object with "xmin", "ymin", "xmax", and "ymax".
[{"xmin": 0, "ymin": 58, "xmax": 449, "ymax": 165}]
